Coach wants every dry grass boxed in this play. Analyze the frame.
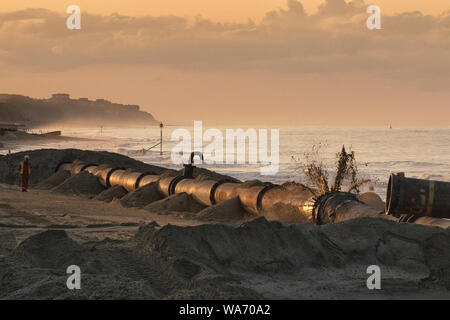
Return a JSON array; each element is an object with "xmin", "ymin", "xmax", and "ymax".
[{"xmin": 293, "ymin": 144, "xmax": 371, "ymax": 197}]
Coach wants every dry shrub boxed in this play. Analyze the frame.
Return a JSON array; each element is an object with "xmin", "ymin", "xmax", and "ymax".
[{"xmin": 294, "ymin": 144, "xmax": 371, "ymax": 197}]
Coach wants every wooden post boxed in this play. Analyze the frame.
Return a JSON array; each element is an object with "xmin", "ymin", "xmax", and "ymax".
[{"xmin": 160, "ymin": 122, "xmax": 163, "ymax": 155}]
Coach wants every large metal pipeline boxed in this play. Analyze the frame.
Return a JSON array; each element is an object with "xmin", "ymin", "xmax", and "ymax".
[
  {"xmin": 57, "ymin": 161, "xmax": 312, "ymax": 216},
  {"xmin": 56, "ymin": 161, "xmax": 450, "ymax": 228},
  {"xmin": 108, "ymin": 169, "xmax": 160, "ymax": 192},
  {"xmin": 58, "ymin": 162, "xmax": 160, "ymax": 190},
  {"xmin": 136, "ymin": 173, "xmax": 160, "ymax": 189},
  {"xmin": 310, "ymin": 191, "xmax": 450, "ymax": 228}
]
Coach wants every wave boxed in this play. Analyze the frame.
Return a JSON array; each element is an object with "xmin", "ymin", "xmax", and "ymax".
[{"xmin": 367, "ymin": 160, "xmax": 448, "ymax": 167}]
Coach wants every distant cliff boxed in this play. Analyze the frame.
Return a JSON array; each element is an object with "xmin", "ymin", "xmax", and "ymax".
[{"xmin": 0, "ymin": 94, "xmax": 159, "ymax": 128}]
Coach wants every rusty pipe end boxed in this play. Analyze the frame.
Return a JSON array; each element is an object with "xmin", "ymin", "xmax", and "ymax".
[{"xmin": 386, "ymin": 172, "xmax": 403, "ymax": 217}]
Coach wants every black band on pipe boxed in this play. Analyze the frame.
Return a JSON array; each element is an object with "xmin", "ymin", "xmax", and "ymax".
[
  {"xmin": 209, "ymin": 180, "xmax": 232, "ymax": 205},
  {"xmin": 106, "ymin": 167, "xmax": 125, "ymax": 188},
  {"xmin": 386, "ymin": 173, "xmax": 402, "ymax": 216},
  {"xmin": 256, "ymin": 183, "xmax": 283, "ymax": 213},
  {"xmin": 134, "ymin": 171, "xmax": 158, "ymax": 189},
  {"xmin": 168, "ymin": 175, "xmax": 186, "ymax": 195}
]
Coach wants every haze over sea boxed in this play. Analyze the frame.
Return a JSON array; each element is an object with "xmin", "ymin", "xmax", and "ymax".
[{"xmin": 4, "ymin": 126, "xmax": 449, "ymax": 199}]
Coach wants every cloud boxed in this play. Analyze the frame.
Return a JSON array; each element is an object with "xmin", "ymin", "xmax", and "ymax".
[{"xmin": 0, "ymin": 0, "xmax": 449, "ymax": 88}]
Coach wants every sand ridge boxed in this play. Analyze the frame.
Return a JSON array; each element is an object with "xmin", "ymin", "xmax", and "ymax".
[{"xmin": 1, "ymin": 207, "xmax": 449, "ymax": 299}]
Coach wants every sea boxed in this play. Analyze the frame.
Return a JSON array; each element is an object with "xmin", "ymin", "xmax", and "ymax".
[{"xmin": 3, "ymin": 126, "xmax": 449, "ymax": 200}]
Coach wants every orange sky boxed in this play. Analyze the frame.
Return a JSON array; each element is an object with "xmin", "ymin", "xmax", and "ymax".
[
  {"xmin": 0, "ymin": 0, "xmax": 449, "ymax": 125},
  {"xmin": 1, "ymin": 0, "xmax": 449, "ymax": 21}
]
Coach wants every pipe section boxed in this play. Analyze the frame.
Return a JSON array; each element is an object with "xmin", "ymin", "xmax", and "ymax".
[
  {"xmin": 214, "ymin": 183, "xmax": 242, "ymax": 203},
  {"xmin": 136, "ymin": 173, "xmax": 160, "ymax": 189},
  {"xmin": 386, "ymin": 173, "xmax": 450, "ymax": 219},
  {"xmin": 71, "ymin": 163, "xmax": 97, "ymax": 176},
  {"xmin": 175, "ymin": 179, "xmax": 223, "ymax": 206},
  {"xmin": 158, "ymin": 176, "xmax": 185, "ymax": 197},
  {"xmin": 312, "ymin": 192, "xmax": 386, "ymax": 225}
]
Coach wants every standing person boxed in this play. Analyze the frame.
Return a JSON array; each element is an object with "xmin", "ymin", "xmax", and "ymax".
[{"xmin": 17, "ymin": 155, "xmax": 32, "ymax": 192}]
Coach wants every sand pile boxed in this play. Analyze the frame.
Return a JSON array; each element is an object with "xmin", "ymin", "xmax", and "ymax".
[
  {"xmin": 0, "ymin": 149, "xmax": 174, "ymax": 186},
  {"xmin": 179, "ymin": 167, "xmax": 240, "ymax": 183},
  {"xmin": 52, "ymin": 171, "xmax": 105, "ymax": 198},
  {"xmin": 158, "ymin": 170, "xmax": 179, "ymax": 179},
  {"xmin": 1, "ymin": 218, "xmax": 449, "ymax": 299},
  {"xmin": 95, "ymin": 185, "xmax": 128, "ymax": 203},
  {"xmin": 145, "ymin": 193, "xmax": 206, "ymax": 214},
  {"xmin": 240, "ymin": 180, "xmax": 265, "ymax": 187},
  {"xmin": 35, "ymin": 170, "xmax": 71, "ymax": 190},
  {"xmin": 120, "ymin": 182, "xmax": 162, "ymax": 208},
  {"xmin": 0, "ymin": 232, "xmax": 16, "ymax": 257},
  {"xmin": 197, "ymin": 197, "xmax": 255, "ymax": 223},
  {"xmin": 138, "ymin": 218, "xmax": 450, "ymax": 287},
  {"xmin": 357, "ymin": 192, "xmax": 385, "ymax": 211},
  {"xmin": 12, "ymin": 230, "xmax": 84, "ymax": 269},
  {"xmin": 1, "ymin": 231, "xmax": 157, "ymax": 299}
]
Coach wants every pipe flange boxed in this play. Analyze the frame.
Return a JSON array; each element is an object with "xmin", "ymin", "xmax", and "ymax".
[
  {"xmin": 256, "ymin": 183, "xmax": 285, "ymax": 213},
  {"xmin": 312, "ymin": 192, "xmax": 359, "ymax": 225},
  {"xmin": 168, "ymin": 175, "xmax": 186, "ymax": 195},
  {"xmin": 105, "ymin": 167, "xmax": 125, "ymax": 188},
  {"xmin": 209, "ymin": 180, "xmax": 232, "ymax": 205},
  {"xmin": 134, "ymin": 171, "xmax": 158, "ymax": 189},
  {"xmin": 386, "ymin": 172, "xmax": 403, "ymax": 217}
]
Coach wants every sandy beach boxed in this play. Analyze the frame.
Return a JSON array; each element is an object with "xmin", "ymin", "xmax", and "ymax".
[
  {"xmin": 0, "ymin": 149, "xmax": 449, "ymax": 300},
  {"xmin": 1, "ymin": 0, "xmax": 449, "ymax": 305}
]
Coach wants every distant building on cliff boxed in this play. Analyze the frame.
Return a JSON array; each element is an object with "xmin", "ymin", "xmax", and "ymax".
[
  {"xmin": 47, "ymin": 94, "xmax": 141, "ymax": 112},
  {"xmin": 0, "ymin": 93, "xmax": 156, "ymax": 127},
  {"xmin": 51, "ymin": 93, "xmax": 71, "ymax": 100}
]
